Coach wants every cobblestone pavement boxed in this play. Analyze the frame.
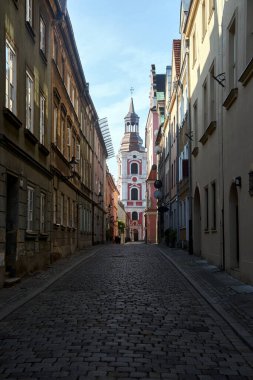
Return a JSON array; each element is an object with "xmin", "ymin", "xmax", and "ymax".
[
  {"xmin": 158, "ymin": 246, "xmax": 253, "ymax": 350},
  {"xmin": 0, "ymin": 243, "xmax": 253, "ymax": 379}
]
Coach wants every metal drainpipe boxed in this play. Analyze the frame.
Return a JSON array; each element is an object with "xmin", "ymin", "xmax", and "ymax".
[
  {"xmin": 176, "ymin": 84, "xmax": 180, "ymax": 247},
  {"xmin": 186, "ymin": 51, "xmax": 193, "ymax": 255}
]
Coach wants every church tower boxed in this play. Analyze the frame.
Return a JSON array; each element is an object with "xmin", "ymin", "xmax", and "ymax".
[{"xmin": 117, "ymin": 97, "xmax": 147, "ymax": 241}]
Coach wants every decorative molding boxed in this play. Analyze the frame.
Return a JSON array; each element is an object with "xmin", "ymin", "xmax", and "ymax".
[
  {"xmin": 223, "ymin": 88, "xmax": 238, "ymax": 110},
  {"xmin": 24, "ymin": 128, "xmax": 38, "ymax": 145},
  {"xmin": 25, "ymin": 21, "xmax": 36, "ymax": 41},
  {"xmin": 38, "ymin": 143, "xmax": 50, "ymax": 156},
  {"xmin": 3, "ymin": 107, "xmax": 22, "ymax": 129},
  {"xmin": 239, "ymin": 57, "xmax": 253, "ymax": 86}
]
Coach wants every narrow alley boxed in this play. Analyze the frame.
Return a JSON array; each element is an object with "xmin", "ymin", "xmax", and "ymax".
[{"xmin": 0, "ymin": 243, "xmax": 252, "ymax": 379}]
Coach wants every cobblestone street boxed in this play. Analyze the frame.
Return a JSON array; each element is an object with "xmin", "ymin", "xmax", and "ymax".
[{"xmin": 0, "ymin": 243, "xmax": 253, "ymax": 379}]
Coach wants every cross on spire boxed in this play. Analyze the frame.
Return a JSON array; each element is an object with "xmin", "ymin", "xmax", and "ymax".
[{"xmin": 130, "ymin": 87, "xmax": 134, "ymax": 96}]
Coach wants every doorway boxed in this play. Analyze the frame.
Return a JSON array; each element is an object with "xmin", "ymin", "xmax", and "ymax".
[
  {"xmin": 5, "ymin": 174, "xmax": 19, "ymax": 277},
  {"xmin": 193, "ymin": 187, "xmax": 201, "ymax": 256},
  {"xmin": 133, "ymin": 229, "xmax": 138, "ymax": 241},
  {"xmin": 229, "ymin": 184, "xmax": 239, "ymax": 268}
]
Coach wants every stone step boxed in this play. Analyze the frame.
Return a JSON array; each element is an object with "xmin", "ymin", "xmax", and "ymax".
[{"xmin": 4, "ymin": 277, "xmax": 21, "ymax": 287}]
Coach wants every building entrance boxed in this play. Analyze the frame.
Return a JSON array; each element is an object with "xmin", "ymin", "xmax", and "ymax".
[{"xmin": 5, "ymin": 174, "xmax": 19, "ymax": 277}]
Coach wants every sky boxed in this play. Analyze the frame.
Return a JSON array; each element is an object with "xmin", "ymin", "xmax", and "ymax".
[{"xmin": 67, "ymin": 0, "xmax": 181, "ymax": 180}]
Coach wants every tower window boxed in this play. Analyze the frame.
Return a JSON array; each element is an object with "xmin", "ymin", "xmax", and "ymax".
[
  {"xmin": 132, "ymin": 211, "xmax": 138, "ymax": 220},
  {"xmin": 131, "ymin": 163, "xmax": 138, "ymax": 174},
  {"xmin": 131, "ymin": 188, "xmax": 138, "ymax": 200}
]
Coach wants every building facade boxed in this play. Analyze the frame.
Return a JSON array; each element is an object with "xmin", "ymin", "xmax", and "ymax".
[
  {"xmin": 0, "ymin": 0, "xmax": 54, "ymax": 285},
  {"xmin": 0, "ymin": 0, "xmax": 108, "ymax": 287},
  {"xmin": 117, "ymin": 98, "xmax": 146, "ymax": 242},
  {"xmin": 145, "ymin": 65, "xmax": 165, "ymax": 244}
]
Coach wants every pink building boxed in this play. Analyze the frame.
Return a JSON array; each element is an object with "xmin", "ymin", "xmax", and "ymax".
[
  {"xmin": 145, "ymin": 65, "xmax": 165, "ymax": 243},
  {"xmin": 117, "ymin": 98, "xmax": 147, "ymax": 241}
]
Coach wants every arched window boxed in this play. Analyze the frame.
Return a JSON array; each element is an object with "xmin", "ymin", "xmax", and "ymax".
[
  {"xmin": 131, "ymin": 188, "xmax": 138, "ymax": 200},
  {"xmin": 131, "ymin": 162, "xmax": 138, "ymax": 174},
  {"xmin": 132, "ymin": 211, "xmax": 138, "ymax": 220}
]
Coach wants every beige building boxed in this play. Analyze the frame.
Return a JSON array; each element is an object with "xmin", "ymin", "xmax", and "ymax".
[
  {"xmin": 221, "ymin": 0, "xmax": 253, "ymax": 283},
  {"xmin": 184, "ymin": 0, "xmax": 253, "ymax": 283}
]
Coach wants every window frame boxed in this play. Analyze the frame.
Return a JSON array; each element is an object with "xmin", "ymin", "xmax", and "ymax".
[
  {"xmin": 5, "ymin": 39, "xmax": 17, "ymax": 114},
  {"xmin": 131, "ymin": 187, "xmax": 138, "ymax": 201},
  {"xmin": 27, "ymin": 186, "xmax": 34, "ymax": 231},
  {"xmin": 39, "ymin": 93, "xmax": 46, "ymax": 144},
  {"xmin": 26, "ymin": 70, "xmax": 34, "ymax": 132},
  {"xmin": 26, "ymin": 0, "xmax": 33, "ymax": 25},
  {"xmin": 40, "ymin": 192, "xmax": 46, "ymax": 233},
  {"xmin": 39, "ymin": 16, "xmax": 46, "ymax": 55}
]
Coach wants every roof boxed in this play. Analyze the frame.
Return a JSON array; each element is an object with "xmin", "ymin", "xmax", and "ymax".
[{"xmin": 173, "ymin": 40, "xmax": 181, "ymax": 78}]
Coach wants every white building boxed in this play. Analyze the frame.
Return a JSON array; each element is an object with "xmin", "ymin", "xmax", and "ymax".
[{"xmin": 117, "ymin": 98, "xmax": 147, "ymax": 241}]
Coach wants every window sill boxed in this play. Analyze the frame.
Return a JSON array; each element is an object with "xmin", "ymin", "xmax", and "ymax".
[
  {"xmin": 24, "ymin": 128, "xmax": 38, "ymax": 145},
  {"xmin": 204, "ymin": 229, "xmax": 209, "ymax": 234},
  {"xmin": 25, "ymin": 21, "xmax": 36, "ymax": 42},
  {"xmin": 39, "ymin": 233, "xmax": 48, "ymax": 240},
  {"xmin": 12, "ymin": 0, "xmax": 19, "ymax": 9},
  {"xmin": 25, "ymin": 231, "xmax": 37, "ymax": 240},
  {"xmin": 3, "ymin": 107, "xmax": 22, "ymax": 129},
  {"xmin": 239, "ymin": 57, "xmax": 253, "ymax": 86},
  {"xmin": 53, "ymin": 223, "xmax": 60, "ymax": 229},
  {"xmin": 211, "ymin": 229, "xmax": 217, "ymax": 233},
  {"xmin": 39, "ymin": 49, "xmax": 47, "ymax": 65},
  {"xmin": 38, "ymin": 142, "xmax": 49, "ymax": 156},
  {"xmin": 223, "ymin": 88, "xmax": 238, "ymax": 110},
  {"xmin": 192, "ymin": 146, "xmax": 199, "ymax": 157}
]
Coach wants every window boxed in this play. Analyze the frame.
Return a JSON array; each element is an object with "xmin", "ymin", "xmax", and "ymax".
[
  {"xmin": 209, "ymin": 63, "xmax": 215, "ymax": 122},
  {"xmin": 53, "ymin": 189, "xmax": 57, "ymax": 224},
  {"xmin": 67, "ymin": 197, "xmax": 70, "ymax": 227},
  {"xmin": 60, "ymin": 193, "xmax": 64, "ymax": 225},
  {"xmin": 5, "ymin": 40, "xmax": 17, "ymax": 113},
  {"xmin": 192, "ymin": 31, "xmax": 197, "ymax": 64},
  {"xmin": 76, "ymin": 143, "xmax": 80, "ymax": 161},
  {"xmin": 132, "ymin": 212, "xmax": 138, "ymax": 221},
  {"xmin": 40, "ymin": 94, "xmax": 45, "ymax": 144},
  {"xmin": 60, "ymin": 114, "xmax": 65, "ymax": 154},
  {"xmin": 202, "ymin": 0, "xmax": 207, "ymax": 39},
  {"xmin": 40, "ymin": 192, "xmax": 46, "ymax": 232},
  {"xmin": 53, "ymin": 36, "xmax": 58, "ymax": 65},
  {"xmin": 131, "ymin": 162, "xmax": 138, "ymax": 174},
  {"xmin": 203, "ymin": 79, "xmax": 207, "ymax": 131},
  {"xmin": 26, "ymin": 0, "xmax": 33, "ymax": 25},
  {"xmin": 61, "ymin": 55, "xmax": 65, "ymax": 81},
  {"xmin": 205, "ymin": 186, "xmax": 209, "ymax": 230},
  {"xmin": 27, "ymin": 186, "xmax": 34, "ymax": 231},
  {"xmin": 193, "ymin": 100, "xmax": 198, "ymax": 147},
  {"xmin": 67, "ymin": 123, "xmax": 71, "ymax": 160},
  {"xmin": 131, "ymin": 188, "xmax": 138, "ymax": 200},
  {"xmin": 40, "ymin": 17, "xmax": 46, "ymax": 54},
  {"xmin": 26, "ymin": 71, "xmax": 34, "ymax": 132},
  {"xmin": 209, "ymin": 0, "xmax": 215, "ymax": 19},
  {"xmin": 246, "ymin": 0, "xmax": 253, "ymax": 63},
  {"xmin": 228, "ymin": 16, "xmax": 237, "ymax": 89},
  {"xmin": 53, "ymin": 105, "xmax": 58, "ymax": 144},
  {"xmin": 67, "ymin": 73, "xmax": 70, "ymax": 95},
  {"xmin": 211, "ymin": 182, "xmax": 216, "ymax": 230}
]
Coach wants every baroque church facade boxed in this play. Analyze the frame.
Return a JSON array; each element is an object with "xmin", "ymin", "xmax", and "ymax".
[{"xmin": 117, "ymin": 98, "xmax": 147, "ymax": 241}]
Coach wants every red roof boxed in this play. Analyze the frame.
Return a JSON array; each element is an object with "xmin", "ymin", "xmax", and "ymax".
[{"xmin": 173, "ymin": 39, "xmax": 181, "ymax": 77}]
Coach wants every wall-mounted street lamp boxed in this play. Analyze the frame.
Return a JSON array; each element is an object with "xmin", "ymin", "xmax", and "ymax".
[
  {"xmin": 62, "ymin": 156, "xmax": 78, "ymax": 180},
  {"xmin": 98, "ymin": 191, "xmax": 103, "ymax": 204},
  {"xmin": 234, "ymin": 176, "xmax": 241, "ymax": 188}
]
